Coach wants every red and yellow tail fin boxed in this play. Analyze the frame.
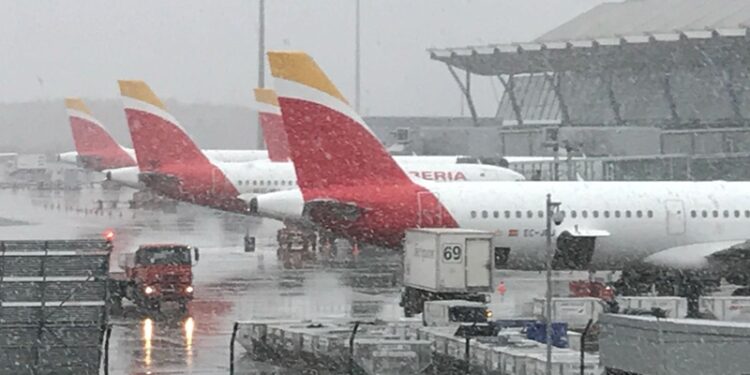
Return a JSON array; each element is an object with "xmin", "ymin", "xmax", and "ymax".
[
  {"xmin": 253, "ymin": 88, "xmax": 290, "ymax": 162},
  {"xmin": 64, "ymin": 97, "xmax": 135, "ymax": 170},
  {"xmin": 118, "ymin": 80, "xmax": 210, "ymax": 172},
  {"xmin": 267, "ymin": 51, "xmax": 410, "ymax": 189}
]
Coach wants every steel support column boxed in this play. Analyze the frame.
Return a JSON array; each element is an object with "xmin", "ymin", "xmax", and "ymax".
[
  {"xmin": 497, "ymin": 74, "xmax": 524, "ymax": 126},
  {"xmin": 661, "ymin": 72, "xmax": 680, "ymax": 125},
  {"xmin": 447, "ymin": 64, "xmax": 479, "ymax": 126},
  {"xmin": 721, "ymin": 63, "xmax": 744, "ymax": 123},
  {"xmin": 603, "ymin": 69, "xmax": 623, "ymax": 125},
  {"xmin": 544, "ymin": 72, "xmax": 570, "ymax": 125},
  {"xmin": 256, "ymin": 0, "xmax": 266, "ymax": 149}
]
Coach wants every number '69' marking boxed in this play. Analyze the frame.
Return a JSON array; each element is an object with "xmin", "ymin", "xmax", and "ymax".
[{"xmin": 442, "ymin": 245, "xmax": 462, "ymax": 262}]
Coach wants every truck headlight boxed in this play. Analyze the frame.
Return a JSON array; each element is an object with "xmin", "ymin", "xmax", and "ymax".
[
  {"xmin": 144, "ymin": 286, "xmax": 154, "ymax": 295},
  {"xmin": 485, "ymin": 309, "xmax": 493, "ymax": 318},
  {"xmin": 185, "ymin": 286, "xmax": 194, "ymax": 293}
]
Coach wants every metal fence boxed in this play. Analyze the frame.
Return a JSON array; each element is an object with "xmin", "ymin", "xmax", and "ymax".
[
  {"xmin": 509, "ymin": 152, "xmax": 750, "ymax": 181},
  {"xmin": 0, "ymin": 240, "xmax": 111, "ymax": 375}
]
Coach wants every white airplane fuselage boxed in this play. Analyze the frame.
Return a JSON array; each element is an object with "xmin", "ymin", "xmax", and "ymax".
[
  {"xmin": 218, "ymin": 158, "xmax": 524, "ymax": 196},
  {"xmin": 425, "ymin": 180, "xmax": 750, "ymax": 268},
  {"xmin": 252, "ymin": 180, "xmax": 750, "ymax": 270}
]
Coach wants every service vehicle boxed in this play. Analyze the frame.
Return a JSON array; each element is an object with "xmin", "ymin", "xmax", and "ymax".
[
  {"xmin": 400, "ymin": 228, "xmax": 493, "ymax": 316},
  {"xmin": 110, "ymin": 243, "xmax": 199, "ymax": 312},
  {"xmin": 276, "ymin": 227, "xmax": 316, "ymax": 269},
  {"xmin": 569, "ymin": 280, "xmax": 614, "ymax": 300}
]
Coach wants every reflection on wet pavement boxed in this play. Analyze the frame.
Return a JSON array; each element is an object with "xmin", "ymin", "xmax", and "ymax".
[
  {"xmin": 0, "ymin": 187, "xmax": 571, "ymax": 373},
  {"xmin": 0, "ymin": 187, "xmax": 403, "ymax": 374}
]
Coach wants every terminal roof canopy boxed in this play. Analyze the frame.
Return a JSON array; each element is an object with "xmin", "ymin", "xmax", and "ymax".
[
  {"xmin": 429, "ymin": 0, "xmax": 750, "ymax": 75},
  {"xmin": 537, "ymin": 0, "xmax": 750, "ymax": 42},
  {"xmin": 430, "ymin": 0, "xmax": 750, "ymax": 127}
]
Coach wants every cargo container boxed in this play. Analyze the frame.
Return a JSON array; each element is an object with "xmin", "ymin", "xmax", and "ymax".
[
  {"xmin": 401, "ymin": 228, "xmax": 493, "ymax": 316},
  {"xmin": 617, "ymin": 296, "xmax": 688, "ymax": 318},
  {"xmin": 699, "ymin": 296, "xmax": 750, "ymax": 322},
  {"xmin": 525, "ymin": 351, "xmax": 602, "ymax": 375}
]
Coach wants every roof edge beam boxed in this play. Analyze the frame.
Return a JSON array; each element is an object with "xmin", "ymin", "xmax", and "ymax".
[{"xmin": 661, "ymin": 72, "xmax": 680, "ymax": 126}]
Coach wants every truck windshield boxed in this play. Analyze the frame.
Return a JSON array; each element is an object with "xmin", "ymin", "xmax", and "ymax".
[
  {"xmin": 448, "ymin": 306, "xmax": 488, "ymax": 323},
  {"xmin": 136, "ymin": 247, "xmax": 191, "ymax": 265}
]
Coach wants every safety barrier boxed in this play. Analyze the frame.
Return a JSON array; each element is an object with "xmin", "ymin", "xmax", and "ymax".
[{"xmin": 0, "ymin": 240, "xmax": 112, "ymax": 374}]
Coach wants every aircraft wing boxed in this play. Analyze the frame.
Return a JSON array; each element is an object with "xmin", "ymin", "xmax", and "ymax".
[{"xmin": 643, "ymin": 240, "xmax": 749, "ymax": 270}]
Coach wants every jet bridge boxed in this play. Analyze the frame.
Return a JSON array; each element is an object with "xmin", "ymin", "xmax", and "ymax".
[{"xmin": 0, "ymin": 239, "xmax": 112, "ymax": 375}]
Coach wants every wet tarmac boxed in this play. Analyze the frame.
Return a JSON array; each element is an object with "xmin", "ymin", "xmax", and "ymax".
[{"xmin": 0, "ymin": 185, "xmax": 591, "ymax": 374}]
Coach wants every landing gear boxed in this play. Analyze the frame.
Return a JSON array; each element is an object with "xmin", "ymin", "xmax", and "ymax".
[{"xmin": 276, "ymin": 224, "xmax": 317, "ymax": 269}]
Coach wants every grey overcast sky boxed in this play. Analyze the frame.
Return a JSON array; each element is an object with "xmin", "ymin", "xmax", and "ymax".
[{"xmin": 1, "ymin": 0, "xmax": 605, "ymax": 116}]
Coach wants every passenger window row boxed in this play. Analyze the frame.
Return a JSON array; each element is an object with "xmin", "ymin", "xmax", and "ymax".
[
  {"xmin": 691, "ymin": 210, "xmax": 750, "ymax": 219},
  {"xmin": 470, "ymin": 208, "xmax": 750, "ymax": 220},
  {"xmin": 469, "ymin": 209, "xmax": 655, "ymax": 219},
  {"xmin": 237, "ymin": 180, "xmax": 295, "ymax": 187}
]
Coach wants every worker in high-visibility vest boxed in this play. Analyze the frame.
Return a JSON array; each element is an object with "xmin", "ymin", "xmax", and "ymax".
[{"xmin": 497, "ymin": 281, "xmax": 507, "ymax": 295}]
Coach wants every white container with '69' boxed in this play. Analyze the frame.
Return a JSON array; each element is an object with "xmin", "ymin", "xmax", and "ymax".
[{"xmin": 400, "ymin": 228, "xmax": 494, "ymax": 317}]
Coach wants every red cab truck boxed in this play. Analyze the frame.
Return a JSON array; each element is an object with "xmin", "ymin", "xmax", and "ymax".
[{"xmin": 110, "ymin": 244, "xmax": 199, "ymax": 312}]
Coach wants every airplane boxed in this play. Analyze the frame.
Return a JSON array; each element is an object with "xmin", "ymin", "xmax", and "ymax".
[
  {"xmin": 248, "ymin": 51, "xmax": 750, "ymax": 286},
  {"xmin": 252, "ymin": 87, "xmax": 519, "ymax": 172},
  {"xmin": 58, "ymin": 97, "xmax": 275, "ymax": 172},
  {"xmin": 117, "ymin": 81, "xmax": 525, "ymax": 213},
  {"xmin": 58, "ymin": 98, "xmax": 136, "ymax": 171},
  {"xmin": 101, "ymin": 87, "xmax": 295, "ymax": 188}
]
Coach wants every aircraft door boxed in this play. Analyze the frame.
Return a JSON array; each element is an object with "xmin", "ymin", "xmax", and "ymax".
[
  {"xmin": 466, "ymin": 239, "xmax": 491, "ymax": 287},
  {"xmin": 417, "ymin": 192, "xmax": 443, "ymax": 227},
  {"xmin": 665, "ymin": 200, "xmax": 686, "ymax": 235}
]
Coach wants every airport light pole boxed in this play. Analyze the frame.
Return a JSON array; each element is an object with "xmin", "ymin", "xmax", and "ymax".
[
  {"xmin": 545, "ymin": 193, "xmax": 561, "ymax": 375},
  {"xmin": 542, "ymin": 126, "xmax": 561, "ymax": 181},
  {"xmin": 256, "ymin": 0, "xmax": 266, "ymax": 149},
  {"xmin": 354, "ymin": 0, "xmax": 361, "ymax": 112}
]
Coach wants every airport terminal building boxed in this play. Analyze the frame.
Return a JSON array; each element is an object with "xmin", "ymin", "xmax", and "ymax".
[{"xmin": 378, "ymin": 0, "xmax": 750, "ymax": 181}]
